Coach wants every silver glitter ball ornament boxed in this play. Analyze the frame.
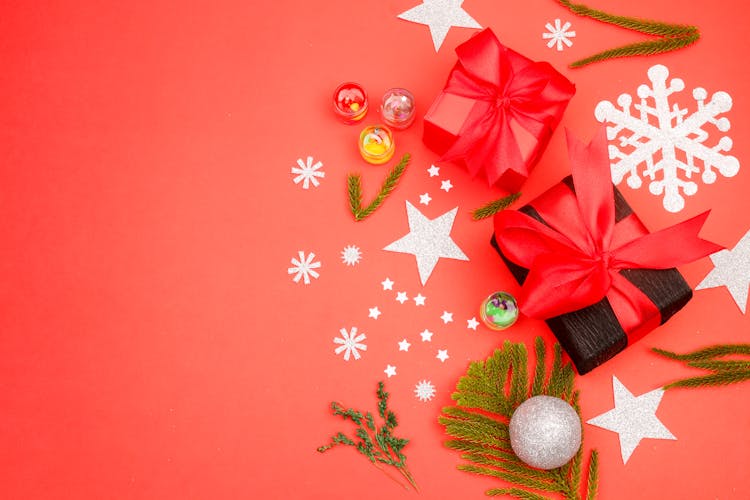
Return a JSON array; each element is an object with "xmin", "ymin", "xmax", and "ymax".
[{"xmin": 509, "ymin": 395, "xmax": 581, "ymax": 470}]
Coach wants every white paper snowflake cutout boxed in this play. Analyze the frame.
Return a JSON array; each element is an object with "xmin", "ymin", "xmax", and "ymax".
[
  {"xmin": 595, "ymin": 64, "xmax": 740, "ymax": 213},
  {"xmin": 287, "ymin": 251, "xmax": 321, "ymax": 284},
  {"xmin": 542, "ymin": 19, "xmax": 575, "ymax": 51},
  {"xmin": 341, "ymin": 245, "xmax": 362, "ymax": 266},
  {"xmin": 414, "ymin": 380, "xmax": 436, "ymax": 402},
  {"xmin": 333, "ymin": 327, "xmax": 367, "ymax": 361},
  {"xmin": 291, "ymin": 156, "xmax": 325, "ymax": 189}
]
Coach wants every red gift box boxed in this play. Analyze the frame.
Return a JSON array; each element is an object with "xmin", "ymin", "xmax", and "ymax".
[{"xmin": 423, "ymin": 28, "xmax": 576, "ymax": 192}]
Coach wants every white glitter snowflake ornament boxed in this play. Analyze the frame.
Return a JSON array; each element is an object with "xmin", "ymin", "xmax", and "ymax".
[
  {"xmin": 414, "ymin": 380, "xmax": 436, "ymax": 402},
  {"xmin": 333, "ymin": 327, "xmax": 367, "ymax": 361},
  {"xmin": 542, "ymin": 19, "xmax": 575, "ymax": 51},
  {"xmin": 595, "ymin": 64, "xmax": 740, "ymax": 212},
  {"xmin": 287, "ymin": 251, "xmax": 321, "ymax": 284},
  {"xmin": 291, "ymin": 156, "xmax": 325, "ymax": 189},
  {"xmin": 340, "ymin": 245, "xmax": 362, "ymax": 266}
]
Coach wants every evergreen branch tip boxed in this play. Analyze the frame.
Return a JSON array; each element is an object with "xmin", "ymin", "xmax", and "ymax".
[
  {"xmin": 472, "ymin": 192, "xmax": 522, "ymax": 220},
  {"xmin": 347, "ymin": 153, "xmax": 411, "ymax": 222},
  {"xmin": 556, "ymin": 0, "xmax": 700, "ymax": 68},
  {"xmin": 653, "ymin": 343, "xmax": 750, "ymax": 390}
]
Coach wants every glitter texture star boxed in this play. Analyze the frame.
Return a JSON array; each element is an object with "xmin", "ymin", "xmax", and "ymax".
[
  {"xmin": 368, "ymin": 307, "xmax": 381, "ymax": 320},
  {"xmin": 440, "ymin": 311, "xmax": 453, "ymax": 324},
  {"xmin": 436, "ymin": 349, "xmax": 450, "ymax": 362},
  {"xmin": 696, "ymin": 229, "xmax": 750, "ymax": 313},
  {"xmin": 466, "ymin": 317, "xmax": 479, "ymax": 330},
  {"xmin": 428, "ymin": 165, "xmax": 440, "ymax": 177},
  {"xmin": 398, "ymin": 339, "xmax": 412, "ymax": 351},
  {"xmin": 397, "ymin": 0, "xmax": 481, "ymax": 52},
  {"xmin": 420, "ymin": 329, "xmax": 433, "ymax": 342},
  {"xmin": 587, "ymin": 376, "xmax": 676, "ymax": 464},
  {"xmin": 413, "ymin": 293, "xmax": 426, "ymax": 306},
  {"xmin": 396, "ymin": 291, "xmax": 409, "ymax": 304},
  {"xmin": 440, "ymin": 179, "xmax": 453, "ymax": 192},
  {"xmin": 419, "ymin": 193, "xmax": 432, "ymax": 205},
  {"xmin": 384, "ymin": 365, "xmax": 397, "ymax": 378},
  {"xmin": 383, "ymin": 201, "xmax": 469, "ymax": 285}
]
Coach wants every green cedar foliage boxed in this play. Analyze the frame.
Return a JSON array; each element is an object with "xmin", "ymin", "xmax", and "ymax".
[
  {"xmin": 439, "ymin": 338, "xmax": 599, "ymax": 499},
  {"xmin": 653, "ymin": 344, "xmax": 750, "ymax": 390},
  {"xmin": 348, "ymin": 154, "xmax": 410, "ymax": 221},
  {"xmin": 472, "ymin": 192, "xmax": 522, "ymax": 221},
  {"xmin": 317, "ymin": 381, "xmax": 418, "ymax": 491},
  {"xmin": 556, "ymin": 0, "xmax": 700, "ymax": 68}
]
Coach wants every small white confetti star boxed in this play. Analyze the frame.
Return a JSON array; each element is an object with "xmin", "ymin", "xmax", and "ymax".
[
  {"xmin": 440, "ymin": 179, "xmax": 453, "ymax": 192},
  {"xmin": 381, "ymin": 277, "xmax": 395, "ymax": 291},
  {"xmin": 420, "ymin": 329, "xmax": 433, "ymax": 342},
  {"xmin": 398, "ymin": 339, "xmax": 412, "ymax": 351},
  {"xmin": 467, "ymin": 317, "xmax": 479, "ymax": 330},
  {"xmin": 368, "ymin": 307, "xmax": 381, "ymax": 320},
  {"xmin": 413, "ymin": 293, "xmax": 426, "ymax": 306},
  {"xmin": 542, "ymin": 18, "xmax": 576, "ymax": 52},
  {"xmin": 419, "ymin": 193, "xmax": 432, "ymax": 205},
  {"xmin": 440, "ymin": 311, "xmax": 453, "ymax": 324},
  {"xmin": 436, "ymin": 349, "xmax": 450, "ymax": 362},
  {"xmin": 397, "ymin": 0, "xmax": 481, "ymax": 52},
  {"xmin": 696, "ymin": 229, "xmax": 750, "ymax": 313},
  {"xmin": 427, "ymin": 165, "xmax": 440, "ymax": 177},
  {"xmin": 396, "ymin": 291, "xmax": 409, "ymax": 304},
  {"xmin": 384, "ymin": 365, "xmax": 397, "ymax": 378},
  {"xmin": 587, "ymin": 376, "xmax": 676, "ymax": 464}
]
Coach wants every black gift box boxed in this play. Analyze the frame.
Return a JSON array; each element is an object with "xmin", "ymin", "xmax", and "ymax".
[{"xmin": 491, "ymin": 176, "xmax": 693, "ymax": 374}]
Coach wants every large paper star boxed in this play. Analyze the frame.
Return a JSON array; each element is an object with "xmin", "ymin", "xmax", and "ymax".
[
  {"xmin": 587, "ymin": 376, "xmax": 676, "ymax": 464},
  {"xmin": 384, "ymin": 202, "xmax": 468, "ymax": 285},
  {"xmin": 397, "ymin": 0, "xmax": 481, "ymax": 52},
  {"xmin": 696, "ymin": 229, "xmax": 750, "ymax": 313}
]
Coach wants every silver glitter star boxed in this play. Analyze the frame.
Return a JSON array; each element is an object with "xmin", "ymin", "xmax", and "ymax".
[
  {"xmin": 384, "ymin": 202, "xmax": 468, "ymax": 285},
  {"xmin": 397, "ymin": 0, "xmax": 481, "ymax": 52},
  {"xmin": 696, "ymin": 229, "xmax": 750, "ymax": 313},
  {"xmin": 587, "ymin": 376, "xmax": 675, "ymax": 464}
]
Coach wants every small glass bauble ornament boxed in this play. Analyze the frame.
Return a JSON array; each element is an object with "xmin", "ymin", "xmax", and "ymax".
[
  {"xmin": 480, "ymin": 291, "xmax": 519, "ymax": 330},
  {"xmin": 381, "ymin": 88, "xmax": 416, "ymax": 129},
  {"xmin": 509, "ymin": 395, "xmax": 581, "ymax": 470},
  {"xmin": 333, "ymin": 82, "xmax": 368, "ymax": 124},
  {"xmin": 358, "ymin": 125, "xmax": 395, "ymax": 164}
]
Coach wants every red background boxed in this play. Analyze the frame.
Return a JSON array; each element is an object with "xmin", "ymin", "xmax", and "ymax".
[{"xmin": 1, "ymin": 0, "xmax": 748, "ymax": 498}]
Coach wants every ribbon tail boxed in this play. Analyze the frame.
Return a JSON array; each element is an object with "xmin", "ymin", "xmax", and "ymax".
[
  {"xmin": 567, "ymin": 127, "xmax": 615, "ymax": 251},
  {"xmin": 612, "ymin": 211, "xmax": 722, "ymax": 268}
]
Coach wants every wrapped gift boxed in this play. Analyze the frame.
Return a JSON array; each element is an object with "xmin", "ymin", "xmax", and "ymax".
[
  {"xmin": 491, "ymin": 129, "xmax": 721, "ymax": 374},
  {"xmin": 423, "ymin": 28, "xmax": 575, "ymax": 192}
]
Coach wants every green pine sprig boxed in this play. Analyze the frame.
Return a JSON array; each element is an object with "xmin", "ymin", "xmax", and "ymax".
[
  {"xmin": 318, "ymin": 381, "xmax": 418, "ymax": 491},
  {"xmin": 348, "ymin": 153, "xmax": 411, "ymax": 221},
  {"xmin": 439, "ymin": 338, "xmax": 599, "ymax": 500},
  {"xmin": 652, "ymin": 344, "xmax": 750, "ymax": 390},
  {"xmin": 472, "ymin": 192, "xmax": 522, "ymax": 220},
  {"xmin": 556, "ymin": 0, "xmax": 700, "ymax": 68}
]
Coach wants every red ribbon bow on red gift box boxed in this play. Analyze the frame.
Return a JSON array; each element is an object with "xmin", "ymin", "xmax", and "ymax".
[
  {"xmin": 494, "ymin": 128, "xmax": 721, "ymax": 330},
  {"xmin": 440, "ymin": 29, "xmax": 575, "ymax": 189}
]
